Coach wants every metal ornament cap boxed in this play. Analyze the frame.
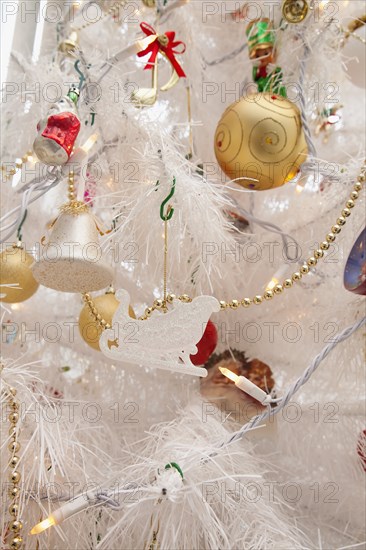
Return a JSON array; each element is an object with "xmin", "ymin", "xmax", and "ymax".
[
  {"xmin": 282, "ymin": 0, "xmax": 309, "ymax": 24},
  {"xmin": 58, "ymin": 31, "xmax": 78, "ymax": 54},
  {"xmin": 32, "ymin": 210, "xmax": 113, "ymax": 293},
  {"xmin": 33, "ymin": 135, "xmax": 69, "ymax": 165}
]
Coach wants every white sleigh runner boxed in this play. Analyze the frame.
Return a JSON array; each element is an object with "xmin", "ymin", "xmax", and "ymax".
[{"xmin": 99, "ymin": 290, "xmax": 221, "ymax": 377}]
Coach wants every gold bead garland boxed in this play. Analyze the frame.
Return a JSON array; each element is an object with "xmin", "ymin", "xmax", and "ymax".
[
  {"xmin": 82, "ymin": 292, "xmax": 112, "ymax": 330},
  {"xmin": 81, "ymin": 292, "xmax": 192, "ymax": 328},
  {"xmin": 68, "ymin": 170, "xmax": 76, "ymax": 202},
  {"xmin": 81, "ymin": 162, "xmax": 365, "ymax": 327},
  {"xmin": 4, "ymin": 384, "xmax": 24, "ymax": 549},
  {"xmin": 1, "ymin": 151, "xmax": 33, "ymax": 182},
  {"xmin": 60, "ymin": 171, "xmax": 89, "ymax": 215},
  {"xmin": 216, "ymin": 162, "xmax": 365, "ymax": 311}
]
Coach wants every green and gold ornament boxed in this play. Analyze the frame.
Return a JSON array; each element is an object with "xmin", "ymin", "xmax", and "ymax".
[{"xmin": 246, "ymin": 19, "xmax": 286, "ymax": 98}]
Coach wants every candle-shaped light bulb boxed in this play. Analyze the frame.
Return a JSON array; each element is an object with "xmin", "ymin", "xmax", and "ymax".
[
  {"xmin": 30, "ymin": 491, "xmax": 97, "ymax": 535},
  {"xmin": 219, "ymin": 367, "xmax": 271, "ymax": 404},
  {"xmin": 266, "ymin": 278, "xmax": 278, "ymax": 291},
  {"xmin": 266, "ymin": 265, "xmax": 289, "ymax": 291},
  {"xmin": 81, "ymin": 133, "xmax": 98, "ymax": 153},
  {"xmin": 219, "ymin": 367, "xmax": 239, "ymax": 383},
  {"xmin": 30, "ymin": 516, "xmax": 56, "ymax": 535}
]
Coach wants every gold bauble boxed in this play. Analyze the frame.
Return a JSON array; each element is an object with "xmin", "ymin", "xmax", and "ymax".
[
  {"xmin": 214, "ymin": 92, "xmax": 308, "ymax": 191},
  {"xmin": 282, "ymin": 0, "xmax": 308, "ymax": 24},
  {"xmin": 0, "ymin": 246, "xmax": 39, "ymax": 303},
  {"xmin": 142, "ymin": 0, "xmax": 155, "ymax": 6},
  {"xmin": 79, "ymin": 293, "xmax": 135, "ymax": 351}
]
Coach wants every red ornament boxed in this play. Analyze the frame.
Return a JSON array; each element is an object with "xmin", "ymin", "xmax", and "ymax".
[
  {"xmin": 33, "ymin": 92, "xmax": 81, "ymax": 166},
  {"xmin": 357, "ymin": 429, "xmax": 366, "ymax": 471},
  {"xmin": 190, "ymin": 320, "xmax": 218, "ymax": 366},
  {"xmin": 41, "ymin": 112, "xmax": 80, "ymax": 156}
]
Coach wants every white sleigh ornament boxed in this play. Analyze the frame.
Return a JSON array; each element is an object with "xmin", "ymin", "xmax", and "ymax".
[{"xmin": 99, "ymin": 290, "xmax": 220, "ymax": 377}]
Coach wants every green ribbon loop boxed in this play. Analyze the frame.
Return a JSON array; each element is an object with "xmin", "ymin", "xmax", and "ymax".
[{"xmin": 164, "ymin": 462, "xmax": 184, "ymax": 479}]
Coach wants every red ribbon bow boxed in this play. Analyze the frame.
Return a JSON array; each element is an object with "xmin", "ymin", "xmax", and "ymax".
[{"xmin": 137, "ymin": 22, "xmax": 186, "ymax": 78}]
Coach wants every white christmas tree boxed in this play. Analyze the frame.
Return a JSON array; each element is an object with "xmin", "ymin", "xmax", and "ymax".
[{"xmin": 1, "ymin": 1, "xmax": 365, "ymax": 549}]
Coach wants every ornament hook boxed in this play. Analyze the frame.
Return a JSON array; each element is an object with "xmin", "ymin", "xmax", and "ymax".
[
  {"xmin": 165, "ymin": 462, "xmax": 184, "ymax": 479},
  {"xmin": 16, "ymin": 209, "xmax": 28, "ymax": 242},
  {"xmin": 74, "ymin": 59, "xmax": 86, "ymax": 90},
  {"xmin": 160, "ymin": 178, "xmax": 176, "ymax": 221}
]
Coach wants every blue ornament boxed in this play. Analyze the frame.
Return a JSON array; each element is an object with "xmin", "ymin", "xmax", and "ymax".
[{"xmin": 344, "ymin": 228, "xmax": 366, "ymax": 295}]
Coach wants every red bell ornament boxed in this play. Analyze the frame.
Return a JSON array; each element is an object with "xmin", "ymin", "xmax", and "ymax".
[
  {"xmin": 33, "ymin": 86, "xmax": 81, "ymax": 166},
  {"xmin": 190, "ymin": 320, "xmax": 218, "ymax": 366}
]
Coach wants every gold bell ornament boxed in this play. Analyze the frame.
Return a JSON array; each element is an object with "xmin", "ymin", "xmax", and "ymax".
[
  {"xmin": 79, "ymin": 288, "xmax": 135, "ymax": 351},
  {"xmin": 32, "ymin": 202, "xmax": 113, "ymax": 293},
  {"xmin": 214, "ymin": 92, "xmax": 308, "ymax": 191},
  {"xmin": 0, "ymin": 243, "xmax": 39, "ymax": 303}
]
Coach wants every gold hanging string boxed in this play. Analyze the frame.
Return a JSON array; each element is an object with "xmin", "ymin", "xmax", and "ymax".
[
  {"xmin": 186, "ymin": 85, "xmax": 194, "ymax": 158},
  {"xmin": 146, "ymin": 517, "xmax": 160, "ymax": 550},
  {"xmin": 163, "ymin": 214, "xmax": 169, "ymax": 307},
  {"xmin": 159, "ymin": 179, "xmax": 176, "ymax": 311}
]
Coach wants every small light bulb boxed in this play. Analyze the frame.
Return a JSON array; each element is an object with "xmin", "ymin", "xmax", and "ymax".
[
  {"xmin": 266, "ymin": 278, "xmax": 278, "ymax": 291},
  {"xmin": 30, "ymin": 516, "xmax": 56, "ymax": 535},
  {"xmin": 219, "ymin": 367, "xmax": 271, "ymax": 404},
  {"xmin": 319, "ymin": 0, "xmax": 330, "ymax": 11},
  {"xmin": 81, "ymin": 134, "xmax": 98, "ymax": 153},
  {"xmin": 265, "ymin": 266, "xmax": 289, "ymax": 291},
  {"xmin": 11, "ymin": 171, "xmax": 22, "ymax": 189},
  {"xmin": 219, "ymin": 367, "xmax": 239, "ymax": 383}
]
